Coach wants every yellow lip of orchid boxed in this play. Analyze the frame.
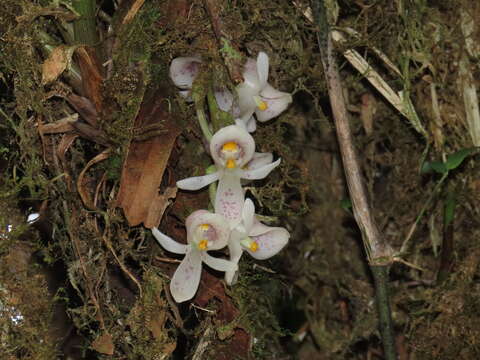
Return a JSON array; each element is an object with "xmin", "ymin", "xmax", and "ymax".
[
  {"xmin": 198, "ymin": 239, "xmax": 208, "ymax": 250},
  {"xmin": 240, "ymin": 237, "xmax": 259, "ymax": 252},
  {"xmin": 226, "ymin": 158, "xmax": 236, "ymax": 169},
  {"xmin": 222, "ymin": 141, "xmax": 239, "ymax": 152},
  {"xmin": 253, "ymin": 95, "xmax": 268, "ymax": 111}
]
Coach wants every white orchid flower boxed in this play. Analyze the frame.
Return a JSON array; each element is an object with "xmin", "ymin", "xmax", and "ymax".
[
  {"xmin": 169, "ymin": 56, "xmax": 203, "ymax": 100},
  {"xmin": 152, "ymin": 210, "xmax": 236, "ymax": 303},
  {"xmin": 235, "ymin": 52, "xmax": 292, "ymax": 131},
  {"xmin": 176, "ymin": 125, "xmax": 281, "ymax": 226},
  {"xmin": 225, "ymin": 198, "xmax": 290, "ymax": 285}
]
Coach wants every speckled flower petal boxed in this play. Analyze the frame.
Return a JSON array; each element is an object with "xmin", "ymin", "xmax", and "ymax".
[
  {"xmin": 201, "ymin": 252, "xmax": 238, "ymax": 272},
  {"xmin": 176, "ymin": 172, "xmax": 220, "ymax": 191},
  {"xmin": 169, "ymin": 56, "xmax": 202, "ymax": 89},
  {"xmin": 241, "ymin": 158, "xmax": 281, "ymax": 180},
  {"xmin": 256, "ymin": 52, "xmax": 269, "ymax": 89},
  {"xmin": 255, "ymin": 84, "xmax": 292, "ymax": 122},
  {"xmin": 215, "ymin": 173, "xmax": 244, "ymax": 228},
  {"xmin": 152, "ymin": 227, "xmax": 188, "ymax": 254},
  {"xmin": 247, "ymin": 224, "xmax": 289, "ymax": 260},
  {"xmin": 170, "ymin": 248, "xmax": 202, "ymax": 302},
  {"xmin": 210, "ymin": 125, "xmax": 255, "ymax": 168},
  {"xmin": 186, "ymin": 210, "xmax": 230, "ymax": 250}
]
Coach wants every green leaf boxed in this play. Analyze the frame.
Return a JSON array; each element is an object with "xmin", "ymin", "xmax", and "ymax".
[
  {"xmin": 422, "ymin": 161, "xmax": 448, "ymax": 174},
  {"xmin": 445, "ymin": 148, "xmax": 474, "ymax": 170}
]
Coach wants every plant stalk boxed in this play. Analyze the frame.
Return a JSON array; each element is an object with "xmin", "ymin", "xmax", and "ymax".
[
  {"xmin": 371, "ymin": 266, "xmax": 397, "ymax": 360},
  {"xmin": 72, "ymin": 0, "xmax": 98, "ymax": 46},
  {"xmin": 312, "ymin": 1, "xmax": 397, "ymax": 358}
]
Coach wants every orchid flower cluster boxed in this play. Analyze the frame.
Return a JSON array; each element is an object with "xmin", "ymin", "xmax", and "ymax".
[{"xmin": 152, "ymin": 52, "xmax": 291, "ymax": 302}]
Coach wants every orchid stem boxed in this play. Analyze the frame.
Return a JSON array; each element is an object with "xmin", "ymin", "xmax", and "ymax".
[{"xmin": 196, "ymin": 108, "xmax": 213, "ymax": 141}]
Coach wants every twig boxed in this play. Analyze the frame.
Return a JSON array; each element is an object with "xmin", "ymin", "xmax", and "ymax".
[{"xmin": 312, "ymin": 1, "xmax": 396, "ymax": 359}]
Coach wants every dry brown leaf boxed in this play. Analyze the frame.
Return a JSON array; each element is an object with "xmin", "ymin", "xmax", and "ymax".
[
  {"xmin": 75, "ymin": 47, "xmax": 104, "ymax": 113},
  {"xmin": 41, "ymin": 45, "xmax": 75, "ymax": 85},
  {"xmin": 144, "ymin": 186, "xmax": 177, "ymax": 228},
  {"xmin": 77, "ymin": 149, "xmax": 111, "ymax": 210},
  {"xmin": 117, "ymin": 88, "xmax": 181, "ymax": 228},
  {"xmin": 92, "ymin": 332, "xmax": 114, "ymax": 355}
]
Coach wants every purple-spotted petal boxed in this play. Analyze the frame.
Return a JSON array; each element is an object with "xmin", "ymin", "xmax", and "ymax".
[
  {"xmin": 176, "ymin": 172, "xmax": 220, "ymax": 191},
  {"xmin": 152, "ymin": 227, "xmax": 188, "ymax": 254},
  {"xmin": 214, "ymin": 88, "xmax": 234, "ymax": 112},
  {"xmin": 241, "ymin": 158, "xmax": 281, "ymax": 180},
  {"xmin": 169, "ymin": 56, "xmax": 202, "ymax": 89},
  {"xmin": 186, "ymin": 210, "xmax": 230, "ymax": 250},
  {"xmin": 242, "ymin": 198, "xmax": 255, "ymax": 233},
  {"xmin": 170, "ymin": 248, "xmax": 202, "ymax": 302},
  {"xmin": 255, "ymin": 84, "xmax": 292, "ymax": 122},
  {"xmin": 201, "ymin": 252, "xmax": 238, "ymax": 272},
  {"xmin": 256, "ymin": 52, "xmax": 269, "ymax": 89},
  {"xmin": 248, "ymin": 225, "xmax": 289, "ymax": 260},
  {"xmin": 210, "ymin": 125, "xmax": 255, "ymax": 168},
  {"xmin": 215, "ymin": 172, "xmax": 244, "ymax": 227}
]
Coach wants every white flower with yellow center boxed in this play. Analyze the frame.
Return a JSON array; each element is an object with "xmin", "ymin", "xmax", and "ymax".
[
  {"xmin": 235, "ymin": 52, "xmax": 292, "ymax": 132},
  {"xmin": 176, "ymin": 125, "xmax": 281, "ymax": 227},
  {"xmin": 152, "ymin": 210, "xmax": 235, "ymax": 303},
  {"xmin": 225, "ymin": 198, "xmax": 290, "ymax": 284}
]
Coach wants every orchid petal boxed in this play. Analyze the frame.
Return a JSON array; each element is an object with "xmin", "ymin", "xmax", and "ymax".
[
  {"xmin": 170, "ymin": 248, "xmax": 202, "ymax": 302},
  {"xmin": 201, "ymin": 252, "xmax": 238, "ymax": 272},
  {"xmin": 176, "ymin": 172, "xmax": 220, "ymax": 191},
  {"xmin": 256, "ymin": 52, "xmax": 269, "ymax": 88},
  {"xmin": 214, "ymin": 88, "xmax": 234, "ymax": 112},
  {"xmin": 246, "ymin": 116, "xmax": 257, "ymax": 132},
  {"xmin": 169, "ymin": 57, "xmax": 202, "ymax": 89},
  {"xmin": 225, "ymin": 236, "xmax": 243, "ymax": 285},
  {"xmin": 235, "ymin": 83, "xmax": 257, "ymax": 123},
  {"xmin": 210, "ymin": 125, "xmax": 255, "ymax": 168},
  {"xmin": 255, "ymin": 84, "xmax": 292, "ymax": 122},
  {"xmin": 245, "ymin": 152, "xmax": 274, "ymax": 171},
  {"xmin": 242, "ymin": 198, "xmax": 255, "ymax": 233},
  {"xmin": 241, "ymin": 158, "xmax": 281, "ymax": 180},
  {"xmin": 152, "ymin": 227, "xmax": 188, "ymax": 254},
  {"xmin": 248, "ymin": 226, "xmax": 289, "ymax": 260},
  {"xmin": 242, "ymin": 58, "xmax": 261, "ymax": 90},
  {"xmin": 235, "ymin": 118, "xmax": 249, "ymax": 131},
  {"xmin": 186, "ymin": 211, "xmax": 230, "ymax": 250},
  {"xmin": 215, "ymin": 173, "xmax": 244, "ymax": 227}
]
